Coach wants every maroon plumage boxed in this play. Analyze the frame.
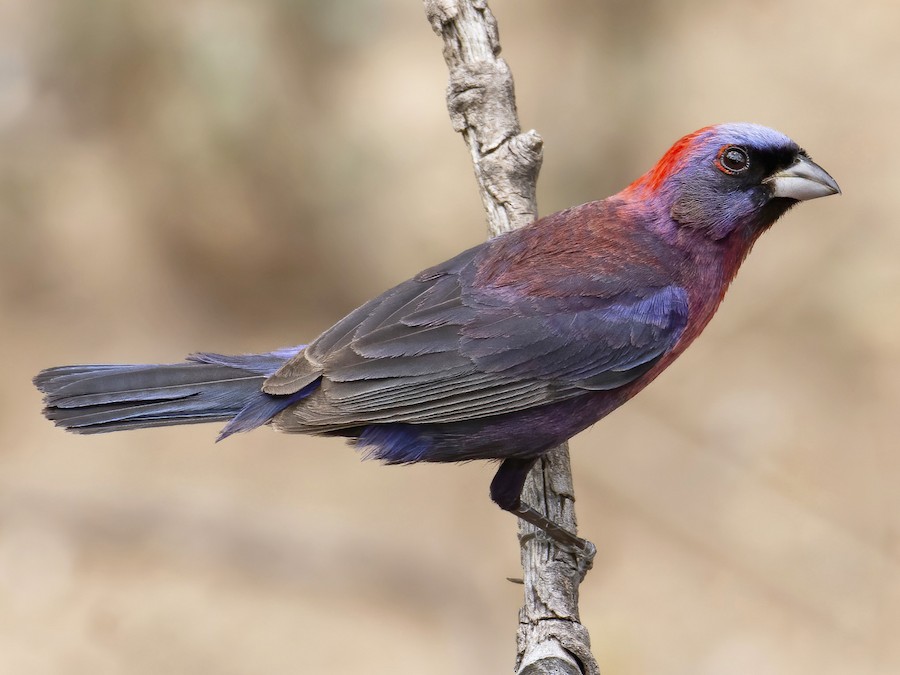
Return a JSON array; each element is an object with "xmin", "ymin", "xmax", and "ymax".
[{"xmin": 34, "ymin": 123, "xmax": 840, "ymax": 543}]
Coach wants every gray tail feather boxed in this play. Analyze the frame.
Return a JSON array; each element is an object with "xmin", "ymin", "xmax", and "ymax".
[{"xmin": 34, "ymin": 346, "xmax": 310, "ymax": 437}]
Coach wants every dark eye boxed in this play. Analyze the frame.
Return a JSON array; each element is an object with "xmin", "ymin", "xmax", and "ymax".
[{"xmin": 718, "ymin": 146, "xmax": 750, "ymax": 174}]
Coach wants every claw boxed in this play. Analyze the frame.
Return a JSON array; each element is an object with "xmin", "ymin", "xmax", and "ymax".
[{"xmin": 514, "ymin": 503, "xmax": 596, "ymax": 576}]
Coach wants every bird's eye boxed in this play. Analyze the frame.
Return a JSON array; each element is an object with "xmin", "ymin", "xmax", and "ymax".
[{"xmin": 717, "ymin": 146, "xmax": 750, "ymax": 174}]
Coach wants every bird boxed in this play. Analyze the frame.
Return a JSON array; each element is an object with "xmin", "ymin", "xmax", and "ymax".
[{"xmin": 34, "ymin": 123, "xmax": 839, "ymax": 549}]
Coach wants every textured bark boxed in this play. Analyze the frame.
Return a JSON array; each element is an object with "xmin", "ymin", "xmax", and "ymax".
[{"xmin": 423, "ymin": 2, "xmax": 598, "ymax": 673}]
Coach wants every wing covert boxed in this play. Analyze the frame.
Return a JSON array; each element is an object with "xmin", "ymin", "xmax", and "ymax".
[{"xmin": 266, "ymin": 205, "xmax": 690, "ymax": 431}]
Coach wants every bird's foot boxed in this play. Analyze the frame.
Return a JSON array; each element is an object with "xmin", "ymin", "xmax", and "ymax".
[{"xmin": 514, "ymin": 503, "xmax": 596, "ymax": 576}]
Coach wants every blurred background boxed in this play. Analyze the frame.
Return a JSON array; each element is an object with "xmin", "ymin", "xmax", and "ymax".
[{"xmin": 1, "ymin": 0, "xmax": 897, "ymax": 673}]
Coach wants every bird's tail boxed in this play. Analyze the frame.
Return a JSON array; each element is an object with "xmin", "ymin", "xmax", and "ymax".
[{"xmin": 34, "ymin": 346, "xmax": 315, "ymax": 439}]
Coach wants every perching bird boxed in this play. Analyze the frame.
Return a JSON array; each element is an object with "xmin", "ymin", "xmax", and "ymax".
[{"xmin": 35, "ymin": 123, "xmax": 839, "ymax": 548}]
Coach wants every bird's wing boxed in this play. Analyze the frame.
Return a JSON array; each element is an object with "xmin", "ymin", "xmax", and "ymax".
[{"xmin": 265, "ymin": 237, "xmax": 688, "ymax": 431}]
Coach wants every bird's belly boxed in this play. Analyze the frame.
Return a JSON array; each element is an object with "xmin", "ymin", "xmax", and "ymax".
[{"xmin": 360, "ymin": 390, "xmax": 627, "ymax": 464}]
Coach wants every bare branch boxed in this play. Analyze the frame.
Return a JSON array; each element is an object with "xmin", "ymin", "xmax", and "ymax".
[
  {"xmin": 424, "ymin": 0, "xmax": 542, "ymax": 234},
  {"xmin": 423, "ymin": 2, "xmax": 598, "ymax": 673}
]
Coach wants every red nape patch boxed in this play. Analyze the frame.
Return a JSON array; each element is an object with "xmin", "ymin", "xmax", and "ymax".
[{"xmin": 624, "ymin": 126, "xmax": 713, "ymax": 195}]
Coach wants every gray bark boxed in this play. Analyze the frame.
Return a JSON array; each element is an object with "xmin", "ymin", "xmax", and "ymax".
[{"xmin": 422, "ymin": 2, "xmax": 598, "ymax": 673}]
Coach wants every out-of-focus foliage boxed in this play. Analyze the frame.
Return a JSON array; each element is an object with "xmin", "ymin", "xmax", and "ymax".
[{"xmin": 1, "ymin": 1, "xmax": 897, "ymax": 673}]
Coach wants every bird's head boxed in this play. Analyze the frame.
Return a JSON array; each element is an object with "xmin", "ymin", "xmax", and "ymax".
[{"xmin": 624, "ymin": 123, "xmax": 840, "ymax": 241}]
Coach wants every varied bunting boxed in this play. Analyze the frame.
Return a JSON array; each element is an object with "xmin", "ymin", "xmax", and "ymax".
[{"xmin": 35, "ymin": 123, "xmax": 840, "ymax": 546}]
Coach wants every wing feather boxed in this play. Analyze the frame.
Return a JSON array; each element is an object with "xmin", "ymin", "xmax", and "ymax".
[{"xmin": 267, "ymin": 206, "xmax": 690, "ymax": 432}]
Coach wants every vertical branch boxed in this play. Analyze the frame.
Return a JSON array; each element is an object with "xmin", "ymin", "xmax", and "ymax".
[
  {"xmin": 423, "ymin": 2, "xmax": 598, "ymax": 674},
  {"xmin": 424, "ymin": 0, "xmax": 541, "ymax": 234}
]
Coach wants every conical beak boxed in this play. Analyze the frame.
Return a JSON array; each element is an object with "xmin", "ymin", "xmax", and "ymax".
[{"xmin": 764, "ymin": 154, "xmax": 841, "ymax": 201}]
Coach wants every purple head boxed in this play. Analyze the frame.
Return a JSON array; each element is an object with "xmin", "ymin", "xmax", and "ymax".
[{"xmin": 623, "ymin": 123, "xmax": 840, "ymax": 240}]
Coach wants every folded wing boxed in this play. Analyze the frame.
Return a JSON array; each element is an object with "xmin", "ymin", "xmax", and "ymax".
[{"xmin": 265, "ymin": 238, "xmax": 688, "ymax": 433}]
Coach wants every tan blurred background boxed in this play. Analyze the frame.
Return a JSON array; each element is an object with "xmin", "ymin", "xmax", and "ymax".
[{"xmin": 1, "ymin": 0, "xmax": 897, "ymax": 673}]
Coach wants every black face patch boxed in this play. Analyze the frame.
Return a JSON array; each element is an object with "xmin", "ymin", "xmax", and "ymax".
[
  {"xmin": 717, "ymin": 143, "xmax": 800, "ymax": 195},
  {"xmin": 754, "ymin": 145, "xmax": 800, "ymax": 179}
]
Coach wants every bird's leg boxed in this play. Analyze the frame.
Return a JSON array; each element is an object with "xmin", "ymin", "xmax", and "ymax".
[{"xmin": 490, "ymin": 457, "xmax": 595, "ymax": 560}]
